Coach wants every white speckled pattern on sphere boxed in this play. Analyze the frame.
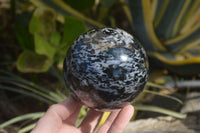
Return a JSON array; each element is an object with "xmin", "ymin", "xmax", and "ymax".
[{"xmin": 64, "ymin": 28, "xmax": 149, "ymax": 110}]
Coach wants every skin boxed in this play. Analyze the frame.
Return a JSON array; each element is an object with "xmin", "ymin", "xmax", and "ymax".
[{"xmin": 31, "ymin": 95, "xmax": 134, "ymax": 133}]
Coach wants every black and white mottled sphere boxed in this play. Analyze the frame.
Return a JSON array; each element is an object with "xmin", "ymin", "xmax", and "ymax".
[{"xmin": 63, "ymin": 28, "xmax": 149, "ymax": 110}]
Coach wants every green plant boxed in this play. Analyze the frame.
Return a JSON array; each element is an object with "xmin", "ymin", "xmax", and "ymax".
[
  {"xmin": 28, "ymin": 0, "xmax": 200, "ymax": 75},
  {"xmin": 16, "ymin": 7, "xmax": 86, "ymax": 73},
  {"xmin": 0, "ymin": 70, "xmax": 186, "ymax": 132},
  {"xmin": 0, "ymin": 70, "xmax": 88, "ymax": 132},
  {"xmin": 1, "ymin": 0, "xmax": 196, "ymax": 132},
  {"xmin": 128, "ymin": 0, "xmax": 200, "ymax": 75}
]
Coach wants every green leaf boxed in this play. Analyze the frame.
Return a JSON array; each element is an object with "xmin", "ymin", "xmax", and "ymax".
[
  {"xmin": 34, "ymin": 33, "xmax": 56, "ymax": 59},
  {"xmin": 153, "ymin": 0, "xmax": 170, "ymax": 27},
  {"xmin": 64, "ymin": 0, "xmax": 95, "ymax": 10},
  {"xmin": 146, "ymin": 82, "xmax": 172, "ymax": 91},
  {"xmin": 29, "ymin": 0, "xmax": 105, "ymax": 27},
  {"xmin": 155, "ymin": 0, "xmax": 193, "ymax": 39},
  {"xmin": 18, "ymin": 123, "xmax": 36, "ymax": 133},
  {"xmin": 179, "ymin": 1, "xmax": 200, "ymax": 34},
  {"xmin": 100, "ymin": 0, "xmax": 117, "ymax": 7},
  {"xmin": 0, "ymin": 76, "xmax": 62, "ymax": 103},
  {"xmin": 0, "ymin": 84, "xmax": 53, "ymax": 104},
  {"xmin": 148, "ymin": 52, "xmax": 200, "ymax": 75},
  {"xmin": 0, "ymin": 112, "xmax": 44, "ymax": 128},
  {"xmin": 0, "ymin": 70, "xmax": 52, "ymax": 94},
  {"xmin": 62, "ymin": 16, "xmax": 86, "ymax": 49},
  {"xmin": 164, "ymin": 24, "xmax": 200, "ymax": 52},
  {"xmin": 29, "ymin": 7, "xmax": 58, "ymax": 62},
  {"xmin": 144, "ymin": 90, "xmax": 183, "ymax": 104},
  {"xmin": 128, "ymin": 0, "xmax": 167, "ymax": 52},
  {"xmin": 29, "ymin": 7, "xmax": 57, "ymax": 40},
  {"xmin": 50, "ymin": 32, "xmax": 61, "ymax": 47},
  {"xmin": 14, "ymin": 24, "xmax": 34, "ymax": 50},
  {"xmin": 17, "ymin": 51, "xmax": 53, "ymax": 73},
  {"xmin": 134, "ymin": 104, "xmax": 187, "ymax": 119},
  {"xmin": 29, "ymin": 15, "xmax": 41, "ymax": 34}
]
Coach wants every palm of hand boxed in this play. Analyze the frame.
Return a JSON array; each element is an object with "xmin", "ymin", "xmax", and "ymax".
[{"xmin": 31, "ymin": 96, "xmax": 134, "ymax": 133}]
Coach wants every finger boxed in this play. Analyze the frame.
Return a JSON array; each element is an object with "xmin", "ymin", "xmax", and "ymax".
[
  {"xmin": 31, "ymin": 95, "xmax": 81, "ymax": 133},
  {"xmin": 64, "ymin": 103, "xmax": 82, "ymax": 125},
  {"xmin": 79, "ymin": 109, "xmax": 103, "ymax": 133},
  {"xmin": 97, "ymin": 109, "xmax": 121, "ymax": 133},
  {"xmin": 107, "ymin": 105, "xmax": 134, "ymax": 133}
]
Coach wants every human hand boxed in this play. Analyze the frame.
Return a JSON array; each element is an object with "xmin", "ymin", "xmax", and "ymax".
[{"xmin": 31, "ymin": 95, "xmax": 134, "ymax": 133}]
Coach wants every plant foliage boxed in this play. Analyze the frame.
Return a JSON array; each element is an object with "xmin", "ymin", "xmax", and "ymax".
[
  {"xmin": 128, "ymin": 0, "xmax": 200, "ymax": 75},
  {"xmin": 1, "ymin": 0, "xmax": 198, "ymax": 132}
]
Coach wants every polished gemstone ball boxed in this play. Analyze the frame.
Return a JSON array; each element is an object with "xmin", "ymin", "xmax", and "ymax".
[{"xmin": 63, "ymin": 28, "xmax": 149, "ymax": 110}]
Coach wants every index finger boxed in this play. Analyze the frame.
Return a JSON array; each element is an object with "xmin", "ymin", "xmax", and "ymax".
[
  {"xmin": 31, "ymin": 95, "xmax": 82, "ymax": 133},
  {"xmin": 108, "ymin": 105, "xmax": 134, "ymax": 133}
]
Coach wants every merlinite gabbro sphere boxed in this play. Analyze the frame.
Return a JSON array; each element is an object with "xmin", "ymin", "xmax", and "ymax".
[{"xmin": 63, "ymin": 28, "xmax": 149, "ymax": 110}]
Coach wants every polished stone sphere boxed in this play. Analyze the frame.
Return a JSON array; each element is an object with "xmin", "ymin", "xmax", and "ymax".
[{"xmin": 63, "ymin": 28, "xmax": 149, "ymax": 110}]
